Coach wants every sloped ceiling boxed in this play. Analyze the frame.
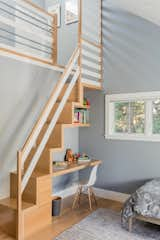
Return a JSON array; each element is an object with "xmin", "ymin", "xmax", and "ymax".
[{"xmin": 106, "ymin": 0, "xmax": 160, "ymax": 27}]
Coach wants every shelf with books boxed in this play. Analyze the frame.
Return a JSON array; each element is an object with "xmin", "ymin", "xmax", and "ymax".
[
  {"xmin": 72, "ymin": 123, "xmax": 90, "ymax": 127},
  {"xmin": 73, "ymin": 108, "xmax": 90, "ymax": 125},
  {"xmin": 74, "ymin": 103, "xmax": 90, "ymax": 109}
]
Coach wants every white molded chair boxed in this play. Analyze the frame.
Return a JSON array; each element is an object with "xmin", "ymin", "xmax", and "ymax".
[{"xmin": 72, "ymin": 165, "xmax": 99, "ymax": 210}]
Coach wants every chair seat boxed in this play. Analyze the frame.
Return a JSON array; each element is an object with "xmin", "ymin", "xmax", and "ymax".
[{"xmin": 79, "ymin": 180, "xmax": 88, "ymax": 186}]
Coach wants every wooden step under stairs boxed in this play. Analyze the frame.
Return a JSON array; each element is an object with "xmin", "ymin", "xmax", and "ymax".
[{"xmin": 0, "ymin": 79, "xmax": 101, "ymax": 239}]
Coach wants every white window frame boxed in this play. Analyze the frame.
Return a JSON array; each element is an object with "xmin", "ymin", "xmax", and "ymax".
[{"xmin": 105, "ymin": 91, "xmax": 160, "ymax": 142}]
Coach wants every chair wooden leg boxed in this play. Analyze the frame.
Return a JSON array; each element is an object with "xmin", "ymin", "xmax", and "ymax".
[
  {"xmin": 78, "ymin": 186, "xmax": 82, "ymax": 208},
  {"xmin": 72, "ymin": 186, "xmax": 81, "ymax": 209},
  {"xmin": 90, "ymin": 187, "xmax": 97, "ymax": 206},
  {"xmin": 88, "ymin": 187, "xmax": 92, "ymax": 210}
]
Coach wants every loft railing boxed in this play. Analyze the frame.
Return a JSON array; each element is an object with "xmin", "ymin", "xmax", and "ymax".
[
  {"xmin": 79, "ymin": 0, "xmax": 102, "ymax": 87},
  {"xmin": 0, "ymin": 0, "xmax": 57, "ymax": 64},
  {"xmin": 80, "ymin": 38, "xmax": 102, "ymax": 87},
  {"xmin": 17, "ymin": 47, "xmax": 80, "ymax": 239}
]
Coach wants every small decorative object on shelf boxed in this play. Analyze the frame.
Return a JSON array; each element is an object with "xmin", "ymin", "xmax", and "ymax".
[
  {"xmin": 74, "ymin": 108, "xmax": 90, "ymax": 124},
  {"xmin": 64, "ymin": 148, "xmax": 77, "ymax": 163},
  {"xmin": 76, "ymin": 153, "xmax": 91, "ymax": 162},
  {"xmin": 53, "ymin": 161, "xmax": 67, "ymax": 167},
  {"xmin": 83, "ymin": 97, "xmax": 90, "ymax": 107}
]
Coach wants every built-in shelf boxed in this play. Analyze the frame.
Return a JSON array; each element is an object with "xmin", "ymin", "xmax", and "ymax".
[
  {"xmin": 52, "ymin": 160, "xmax": 102, "ymax": 177},
  {"xmin": 74, "ymin": 104, "xmax": 90, "ymax": 109},
  {"xmin": 73, "ymin": 105, "xmax": 90, "ymax": 126},
  {"xmin": 72, "ymin": 123, "xmax": 90, "ymax": 127}
]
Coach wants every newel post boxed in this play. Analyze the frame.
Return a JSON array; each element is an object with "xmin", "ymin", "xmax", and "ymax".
[{"xmin": 17, "ymin": 151, "xmax": 23, "ymax": 240}]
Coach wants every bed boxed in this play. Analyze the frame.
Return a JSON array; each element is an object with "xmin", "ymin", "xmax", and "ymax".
[{"xmin": 121, "ymin": 178, "xmax": 160, "ymax": 232}]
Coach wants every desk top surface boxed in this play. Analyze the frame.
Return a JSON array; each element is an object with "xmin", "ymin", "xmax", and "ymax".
[{"xmin": 52, "ymin": 160, "xmax": 102, "ymax": 177}]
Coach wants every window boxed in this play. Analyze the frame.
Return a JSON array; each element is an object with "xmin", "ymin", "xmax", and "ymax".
[
  {"xmin": 152, "ymin": 99, "xmax": 160, "ymax": 134},
  {"xmin": 114, "ymin": 101, "xmax": 145, "ymax": 134},
  {"xmin": 105, "ymin": 92, "xmax": 160, "ymax": 141}
]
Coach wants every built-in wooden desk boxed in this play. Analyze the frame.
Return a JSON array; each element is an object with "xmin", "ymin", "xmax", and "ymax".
[{"xmin": 52, "ymin": 160, "xmax": 102, "ymax": 177}]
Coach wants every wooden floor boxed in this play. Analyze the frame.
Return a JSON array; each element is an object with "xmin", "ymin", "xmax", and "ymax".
[{"xmin": 0, "ymin": 195, "xmax": 123, "ymax": 240}]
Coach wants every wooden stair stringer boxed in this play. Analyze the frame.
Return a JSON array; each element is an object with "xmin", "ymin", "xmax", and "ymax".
[
  {"xmin": 0, "ymin": 81, "xmax": 100, "ymax": 239},
  {"xmin": 47, "ymin": 81, "xmax": 92, "ymax": 158}
]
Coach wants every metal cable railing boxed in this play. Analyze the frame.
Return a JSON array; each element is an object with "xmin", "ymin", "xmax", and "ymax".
[
  {"xmin": 0, "ymin": 1, "xmax": 53, "ymax": 29},
  {"xmin": 0, "ymin": 0, "xmax": 57, "ymax": 64}
]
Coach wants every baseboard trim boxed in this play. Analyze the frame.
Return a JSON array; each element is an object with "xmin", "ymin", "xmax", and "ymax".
[
  {"xmin": 53, "ymin": 185, "xmax": 130, "ymax": 203},
  {"xmin": 93, "ymin": 187, "xmax": 130, "ymax": 203},
  {"xmin": 53, "ymin": 185, "xmax": 78, "ymax": 199}
]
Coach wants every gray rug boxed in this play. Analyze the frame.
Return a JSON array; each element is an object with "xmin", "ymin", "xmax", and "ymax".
[{"xmin": 55, "ymin": 209, "xmax": 160, "ymax": 240}]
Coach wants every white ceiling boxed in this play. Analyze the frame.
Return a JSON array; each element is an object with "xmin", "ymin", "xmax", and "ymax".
[{"xmin": 107, "ymin": 0, "xmax": 160, "ymax": 27}]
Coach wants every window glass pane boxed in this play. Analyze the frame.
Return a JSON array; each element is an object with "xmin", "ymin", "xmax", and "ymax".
[
  {"xmin": 130, "ymin": 101, "xmax": 145, "ymax": 134},
  {"xmin": 114, "ymin": 102, "xmax": 129, "ymax": 133},
  {"xmin": 153, "ymin": 99, "xmax": 160, "ymax": 134}
]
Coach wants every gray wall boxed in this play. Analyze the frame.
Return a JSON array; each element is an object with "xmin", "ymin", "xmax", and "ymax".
[
  {"xmin": 53, "ymin": 128, "xmax": 79, "ymax": 193},
  {"xmin": 32, "ymin": 0, "xmax": 45, "ymax": 8},
  {"xmin": 79, "ymin": 0, "xmax": 160, "ymax": 194},
  {"xmin": 0, "ymin": 54, "xmax": 60, "ymax": 198},
  {"xmin": 82, "ymin": 0, "xmax": 100, "ymax": 44}
]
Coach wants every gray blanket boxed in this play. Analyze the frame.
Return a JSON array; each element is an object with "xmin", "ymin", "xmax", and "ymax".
[{"xmin": 121, "ymin": 178, "xmax": 160, "ymax": 228}]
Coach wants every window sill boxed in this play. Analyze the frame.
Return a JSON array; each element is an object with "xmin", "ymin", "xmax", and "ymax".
[{"xmin": 105, "ymin": 134, "xmax": 160, "ymax": 142}]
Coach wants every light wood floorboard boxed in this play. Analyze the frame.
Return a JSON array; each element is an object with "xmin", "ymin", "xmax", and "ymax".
[{"xmin": 0, "ymin": 195, "xmax": 123, "ymax": 240}]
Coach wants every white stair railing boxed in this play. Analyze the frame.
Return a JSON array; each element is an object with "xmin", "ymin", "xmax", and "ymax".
[
  {"xmin": 79, "ymin": 0, "xmax": 102, "ymax": 88},
  {"xmin": 19, "ymin": 47, "xmax": 80, "ymax": 193},
  {"xmin": 0, "ymin": 0, "xmax": 57, "ymax": 64},
  {"xmin": 21, "ymin": 48, "xmax": 79, "ymax": 166},
  {"xmin": 80, "ymin": 38, "xmax": 102, "ymax": 87}
]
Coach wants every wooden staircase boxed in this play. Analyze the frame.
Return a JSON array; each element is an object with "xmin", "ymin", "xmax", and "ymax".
[
  {"xmin": 0, "ymin": 0, "xmax": 102, "ymax": 239},
  {"xmin": 0, "ymin": 80, "xmax": 101, "ymax": 239}
]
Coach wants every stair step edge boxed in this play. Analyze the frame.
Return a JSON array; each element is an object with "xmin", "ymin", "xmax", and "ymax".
[{"xmin": 0, "ymin": 198, "xmax": 37, "ymax": 212}]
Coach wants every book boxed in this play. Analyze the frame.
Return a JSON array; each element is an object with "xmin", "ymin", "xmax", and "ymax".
[{"xmin": 74, "ymin": 109, "xmax": 90, "ymax": 124}]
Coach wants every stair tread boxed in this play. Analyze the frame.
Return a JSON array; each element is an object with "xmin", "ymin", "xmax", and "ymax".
[
  {"xmin": 49, "ymin": 147, "xmax": 63, "ymax": 152},
  {"xmin": 56, "ymin": 123, "xmax": 90, "ymax": 127},
  {"xmin": 55, "ymin": 101, "xmax": 87, "ymax": 107},
  {"xmin": 0, "ymin": 198, "xmax": 36, "ymax": 211},
  {"xmin": 11, "ymin": 170, "xmax": 48, "ymax": 178}
]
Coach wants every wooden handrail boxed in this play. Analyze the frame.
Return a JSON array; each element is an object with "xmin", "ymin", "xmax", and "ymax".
[
  {"xmin": 81, "ymin": 37, "xmax": 102, "ymax": 49},
  {"xmin": 21, "ymin": 47, "xmax": 80, "ymax": 165},
  {"xmin": 22, "ymin": 67, "xmax": 80, "ymax": 192},
  {"xmin": 21, "ymin": 0, "xmax": 54, "ymax": 18},
  {"xmin": 0, "ymin": 46, "xmax": 53, "ymax": 66}
]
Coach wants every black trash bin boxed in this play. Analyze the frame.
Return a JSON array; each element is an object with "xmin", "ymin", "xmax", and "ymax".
[{"xmin": 52, "ymin": 196, "xmax": 62, "ymax": 216}]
